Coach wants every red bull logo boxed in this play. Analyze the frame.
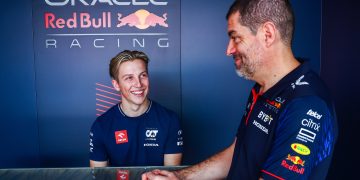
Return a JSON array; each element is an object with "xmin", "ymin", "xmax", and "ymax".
[
  {"xmin": 281, "ymin": 154, "xmax": 305, "ymax": 175},
  {"xmin": 286, "ymin": 154, "xmax": 305, "ymax": 166},
  {"xmin": 266, "ymin": 99, "xmax": 282, "ymax": 109},
  {"xmin": 281, "ymin": 159, "xmax": 305, "ymax": 175},
  {"xmin": 117, "ymin": 9, "xmax": 168, "ymax": 29}
]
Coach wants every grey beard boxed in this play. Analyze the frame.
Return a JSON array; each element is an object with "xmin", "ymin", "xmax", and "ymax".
[{"xmin": 235, "ymin": 69, "xmax": 252, "ymax": 80}]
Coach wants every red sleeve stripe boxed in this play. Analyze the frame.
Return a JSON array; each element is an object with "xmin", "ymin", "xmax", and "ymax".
[{"xmin": 261, "ymin": 170, "xmax": 285, "ymax": 180}]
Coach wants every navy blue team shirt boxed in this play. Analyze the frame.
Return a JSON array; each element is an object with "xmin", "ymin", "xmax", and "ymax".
[
  {"xmin": 227, "ymin": 62, "xmax": 338, "ymax": 179},
  {"xmin": 89, "ymin": 100, "xmax": 183, "ymax": 166}
]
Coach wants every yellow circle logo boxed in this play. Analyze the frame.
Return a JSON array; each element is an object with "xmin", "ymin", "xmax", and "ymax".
[{"xmin": 291, "ymin": 143, "xmax": 310, "ymax": 155}]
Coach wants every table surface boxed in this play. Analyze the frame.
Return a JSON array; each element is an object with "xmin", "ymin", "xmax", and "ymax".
[{"xmin": 0, "ymin": 166, "xmax": 186, "ymax": 180}]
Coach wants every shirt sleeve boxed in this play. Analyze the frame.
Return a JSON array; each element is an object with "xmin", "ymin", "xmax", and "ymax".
[
  {"xmin": 89, "ymin": 120, "xmax": 108, "ymax": 161},
  {"xmin": 164, "ymin": 113, "xmax": 183, "ymax": 154},
  {"xmin": 260, "ymin": 96, "xmax": 336, "ymax": 179}
]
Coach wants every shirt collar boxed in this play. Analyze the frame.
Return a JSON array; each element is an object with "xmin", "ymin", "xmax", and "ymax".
[
  {"xmin": 254, "ymin": 61, "xmax": 312, "ymax": 99},
  {"xmin": 118, "ymin": 100, "xmax": 153, "ymax": 117}
]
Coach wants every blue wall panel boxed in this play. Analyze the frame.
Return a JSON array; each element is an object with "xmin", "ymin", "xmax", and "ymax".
[
  {"xmin": 0, "ymin": 0, "xmax": 40, "ymax": 168},
  {"xmin": 291, "ymin": 0, "xmax": 321, "ymax": 73},
  {"xmin": 181, "ymin": 0, "xmax": 252, "ymax": 164},
  {"xmin": 321, "ymin": 0, "xmax": 360, "ymax": 179}
]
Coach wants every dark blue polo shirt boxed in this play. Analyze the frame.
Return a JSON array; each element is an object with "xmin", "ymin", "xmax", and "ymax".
[
  {"xmin": 89, "ymin": 100, "xmax": 183, "ymax": 166},
  {"xmin": 227, "ymin": 62, "xmax": 338, "ymax": 179}
]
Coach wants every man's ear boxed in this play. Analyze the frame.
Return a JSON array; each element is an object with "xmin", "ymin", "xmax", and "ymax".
[
  {"xmin": 112, "ymin": 79, "xmax": 120, "ymax": 92},
  {"xmin": 261, "ymin": 21, "xmax": 276, "ymax": 47}
]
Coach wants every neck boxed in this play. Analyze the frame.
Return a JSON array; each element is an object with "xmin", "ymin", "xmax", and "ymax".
[
  {"xmin": 255, "ymin": 46, "xmax": 300, "ymax": 94},
  {"xmin": 120, "ymin": 99, "xmax": 150, "ymax": 117}
]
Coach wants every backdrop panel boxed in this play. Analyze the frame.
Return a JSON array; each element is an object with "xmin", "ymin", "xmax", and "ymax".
[
  {"xmin": 0, "ymin": 0, "xmax": 322, "ymax": 169},
  {"xmin": 0, "ymin": 0, "xmax": 39, "ymax": 168},
  {"xmin": 32, "ymin": 0, "xmax": 180, "ymax": 167}
]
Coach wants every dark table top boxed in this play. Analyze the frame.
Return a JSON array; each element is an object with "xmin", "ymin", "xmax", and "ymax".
[{"xmin": 0, "ymin": 166, "xmax": 186, "ymax": 180}]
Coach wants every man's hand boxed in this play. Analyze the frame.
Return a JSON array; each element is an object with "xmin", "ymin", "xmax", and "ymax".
[{"xmin": 142, "ymin": 169, "xmax": 179, "ymax": 180}]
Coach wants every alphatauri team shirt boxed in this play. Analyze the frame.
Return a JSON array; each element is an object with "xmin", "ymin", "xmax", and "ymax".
[
  {"xmin": 227, "ymin": 62, "xmax": 338, "ymax": 180},
  {"xmin": 89, "ymin": 100, "xmax": 183, "ymax": 166}
]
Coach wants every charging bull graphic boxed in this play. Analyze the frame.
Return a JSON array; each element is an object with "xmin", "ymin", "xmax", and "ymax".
[
  {"xmin": 117, "ymin": 13, "xmax": 140, "ymax": 27},
  {"xmin": 117, "ymin": 9, "xmax": 168, "ymax": 29},
  {"xmin": 286, "ymin": 154, "xmax": 305, "ymax": 166},
  {"xmin": 146, "ymin": 13, "xmax": 168, "ymax": 27}
]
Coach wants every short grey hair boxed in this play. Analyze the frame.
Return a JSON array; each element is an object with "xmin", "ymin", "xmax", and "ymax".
[{"xmin": 226, "ymin": 0, "xmax": 295, "ymax": 46}]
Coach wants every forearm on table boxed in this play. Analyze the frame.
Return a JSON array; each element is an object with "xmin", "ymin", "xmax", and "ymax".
[
  {"xmin": 164, "ymin": 153, "xmax": 182, "ymax": 166},
  {"xmin": 174, "ymin": 139, "xmax": 236, "ymax": 180}
]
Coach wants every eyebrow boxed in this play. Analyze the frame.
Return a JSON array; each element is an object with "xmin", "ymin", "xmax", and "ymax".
[
  {"xmin": 121, "ymin": 74, "xmax": 132, "ymax": 79},
  {"xmin": 121, "ymin": 71, "xmax": 148, "ymax": 78}
]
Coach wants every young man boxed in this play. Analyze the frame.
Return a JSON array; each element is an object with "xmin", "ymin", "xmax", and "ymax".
[
  {"xmin": 89, "ymin": 50, "xmax": 183, "ymax": 167},
  {"xmin": 142, "ymin": 0, "xmax": 337, "ymax": 179}
]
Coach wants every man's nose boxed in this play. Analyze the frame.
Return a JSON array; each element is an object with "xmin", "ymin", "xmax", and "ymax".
[
  {"xmin": 133, "ymin": 77, "xmax": 142, "ymax": 87},
  {"xmin": 226, "ymin": 41, "xmax": 235, "ymax": 56}
]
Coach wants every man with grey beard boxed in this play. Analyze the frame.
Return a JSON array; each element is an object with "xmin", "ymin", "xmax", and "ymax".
[{"xmin": 142, "ymin": 0, "xmax": 338, "ymax": 179}]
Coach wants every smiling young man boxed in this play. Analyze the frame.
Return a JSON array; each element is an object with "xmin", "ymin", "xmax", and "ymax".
[
  {"xmin": 142, "ymin": 0, "xmax": 337, "ymax": 179},
  {"xmin": 89, "ymin": 50, "xmax": 183, "ymax": 167}
]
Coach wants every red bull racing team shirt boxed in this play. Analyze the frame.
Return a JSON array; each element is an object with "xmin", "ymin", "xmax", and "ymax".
[{"xmin": 227, "ymin": 62, "xmax": 338, "ymax": 180}]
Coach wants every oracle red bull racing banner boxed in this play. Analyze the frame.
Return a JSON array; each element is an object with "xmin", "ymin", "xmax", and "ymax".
[{"xmin": 32, "ymin": 0, "xmax": 181, "ymax": 162}]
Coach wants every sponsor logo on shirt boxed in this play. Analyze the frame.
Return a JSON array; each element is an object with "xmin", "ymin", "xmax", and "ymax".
[
  {"xmin": 253, "ymin": 120, "xmax": 269, "ymax": 134},
  {"xmin": 145, "ymin": 129, "xmax": 158, "ymax": 141},
  {"xmin": 286, "ymin": 154, "xmax": 305, "ymax": 166},
  {"xmin": 291, "ymin": 143, "xmax": 310, "ymax": 155},
  {"xmin": 264, "ymin": 98, "xmax": 283, "ymax": 114},
  {"xmin": 257, "ymin": 111, "xmax": 273, "ymax": 125},
  {"xmin": 144, "ymin": 143, "xmax": 159, "ymax": 147},
  {"xmin": 301, "ymin": 118, "xmax": 320, "ymax": 132},
  {"xmin": 266, "ymin": 99, "xmax": 282, "ymax": 109},
  {"xmin": 307, "ymin": 109, "xmax": 322, "ymax": 120},
  {"xmin": 281, "ymin": 154, "xmax": 305, "ymax": 175},
  {"xmin": 275, "ymin": 97, "xmax": 286, "ymax": 104},
  {"xmin": 89, "ymin": 140, "xmax": 94, "ymax": 152},
  {"xmin": 144, "ymin": 128, "xmax": 159, "ymax": 147},
  {"xmin": 89, "ymin": 131, "xmax": 94, "ymax": 152},
  {"xmin": 177, "ymin": 130, "xmax": 183, "ymax": 146},
  {"xmin": 252, "ymin": 111, "xmax": 275, "ymax": 134},
  {"xmin": 291, "ymin": 75, "xmax": 309, "ymax": 89},
  {"xmin": 115, "ymin": 130, "xmax": 129, "ymax": 144},
  {"xmin": 116, "ymin": 170, "xmax": 129, "ymax": 180},
  {"xmin": 296, "ymin": 128, "xmax": 316, "ymax": 143},
  {"xmin": 177, "ymin": 141, "xmax": 183, "ymax": 146},
  {"xmin": 146, "ymin": 130, "xmax": 158, "ymax": 138}
]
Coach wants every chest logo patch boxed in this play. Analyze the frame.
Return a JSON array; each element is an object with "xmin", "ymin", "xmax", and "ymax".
[
  {"xmin": 115, "ymin": 130, "xmax": 128, "ymax": 144},
  {"xmin": 257, "ymin": 111, "xmax": 274, "ymax": 125},
  {"xmin": 291, "ymin": 143, "xmax": 310, "ymax": 155},
  {"xmin": 144, "ymin": 128, "xmax": 159, "ymax": 147},
  {"xmin": 145, "ymin": 130, "xmax": 158, "ymax": 138}
]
